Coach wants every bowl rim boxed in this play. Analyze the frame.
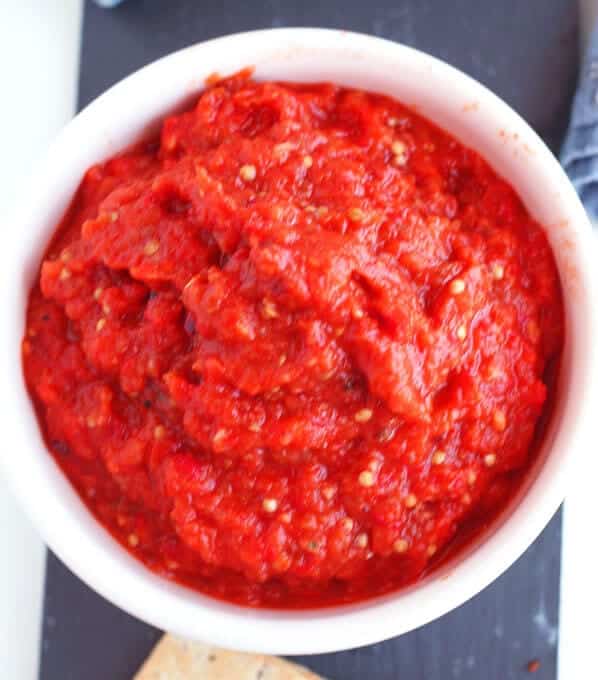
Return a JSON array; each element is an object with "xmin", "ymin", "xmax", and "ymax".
[{"xmin": 2, "ymin": 27, "xmax": 597, "ymax": 654}]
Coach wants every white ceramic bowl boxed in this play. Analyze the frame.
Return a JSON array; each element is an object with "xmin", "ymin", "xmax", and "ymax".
[{"xmin": 2, "ymin": 28, "xmax": 597, "ymax": 655}]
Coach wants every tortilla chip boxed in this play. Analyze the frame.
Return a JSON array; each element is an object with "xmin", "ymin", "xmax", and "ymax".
[{"xmin": 134, "ymin": 634, "xmax": 324, "ymax": 680}]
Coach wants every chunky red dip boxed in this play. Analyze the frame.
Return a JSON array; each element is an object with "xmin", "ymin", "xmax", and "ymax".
[{"xmin": 23, "ymin": 73, "xmax": 564, "ymax": 608}]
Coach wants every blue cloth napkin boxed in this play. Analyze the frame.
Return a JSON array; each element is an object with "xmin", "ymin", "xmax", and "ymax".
[
  {"xmin": 93, "ymin": 0, "xmax": 126, "ymax": 6},
  {"xmin": 561, "ymin": 25, "xmax": 598, "ymax": 220}
]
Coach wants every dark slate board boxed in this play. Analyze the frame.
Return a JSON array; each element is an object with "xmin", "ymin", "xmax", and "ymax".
[{"xmin": 41, "ymin": 1, "xmax": 578, "ymax": 678}]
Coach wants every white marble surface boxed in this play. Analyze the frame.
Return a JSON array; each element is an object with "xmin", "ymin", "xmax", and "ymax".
[{"xmin": 0, "ymin": 2, "xmax": 82, "ymax": 679}]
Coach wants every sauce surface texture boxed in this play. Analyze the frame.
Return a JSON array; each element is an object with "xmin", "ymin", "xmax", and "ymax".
[{"xmin": 23, "ymin": 74, "xmax": 564, "ymax": 607}]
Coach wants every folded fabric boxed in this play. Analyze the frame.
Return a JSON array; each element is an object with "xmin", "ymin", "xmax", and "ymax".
[
  {"xmin": 561, "ymin": 24, "xmax": 598, "ymax": 220},
  {"xmin": 93, "ymin": 0, "xmax": 126, "ymax": 6}
]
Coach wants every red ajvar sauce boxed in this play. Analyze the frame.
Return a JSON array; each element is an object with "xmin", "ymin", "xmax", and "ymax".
[{"xmin": 22, "ymin": 73, "xmax": 564, "ymax": 607}]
